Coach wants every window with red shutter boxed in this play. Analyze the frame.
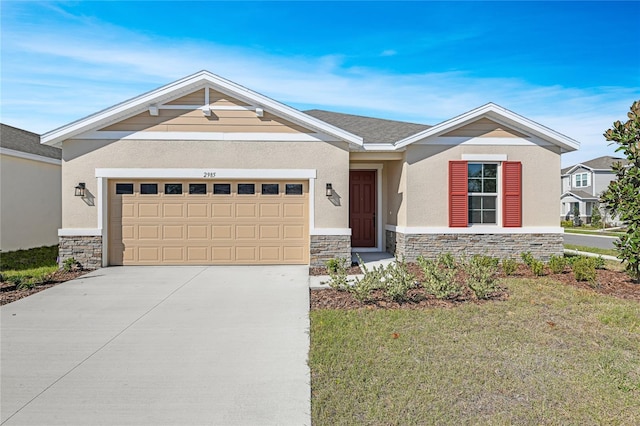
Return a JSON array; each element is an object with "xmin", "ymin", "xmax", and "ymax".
[
  {"xmin": 449, "ymin": 161, "xmax": 468, "ymax": 227},
  {"xmin": 502, "ymin": 161, "xmax": 522, "ymax": 227}
]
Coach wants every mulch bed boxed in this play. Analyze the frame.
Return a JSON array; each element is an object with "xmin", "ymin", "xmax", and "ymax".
[
  {"xmin": 311, "ymin": 263, "xmax": 640, "ymax": 310},
  {"xmin": 1, "ymin": 270, "xmax": 88, "ymax": 306}
]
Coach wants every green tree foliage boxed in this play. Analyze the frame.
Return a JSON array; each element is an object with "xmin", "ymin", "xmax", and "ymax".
[
  {"xmin": 591, "ymin": 202, "xmax": 602, "ymax": 228},
  {"xmin": 600, "ymin": 100, "xmax": 640, "ymax": 281}
]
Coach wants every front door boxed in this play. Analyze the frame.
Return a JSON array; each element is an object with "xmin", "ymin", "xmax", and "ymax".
[{"xmin": 349, "ymin": 170, "xmax": 376, "ymax": 247}]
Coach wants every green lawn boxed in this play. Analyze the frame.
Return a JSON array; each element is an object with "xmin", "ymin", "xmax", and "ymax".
[
  {"xmin": 310, "ymin": 278, "xmax": 640, "ymax": 425},
  {"xmin": 563, "ymin": 228, "xmax": 625, "ymax": 237},
  {"xmin": 1, "ymin": 246, "xmax": 59, "ymax": 288}
]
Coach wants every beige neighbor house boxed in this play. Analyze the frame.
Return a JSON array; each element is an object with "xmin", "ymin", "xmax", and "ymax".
[
  {"xmin": 1, "ymin": 124, "xmax": 62, "ymax": 251},
  {"xmin": 41, "ymin": 71, "xmax": 579, "ymax": 269},
  {"xmin": 561, "ymin": 156, "xmax": 629, "ymax": 225}
]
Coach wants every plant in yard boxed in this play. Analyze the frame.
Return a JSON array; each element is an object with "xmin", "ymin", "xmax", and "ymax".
[
  {"xmin": 591, "ymin": 202, "xmax": 603, "ymax": 228},
  {"xmin": 382, "ymin": 258, "xmax": 417, "ymax": 302},
  {"xmin": 594, "ymin": 256, "xmax": 606, "ymax": 270},
  {"xmin": 521, "ymin": 251, "xmax": 535, "ymax": 267},
  {"xmin": 548, "ymin": 254, "xmax": 567, "ymax": 274},
  {"xmin": 600, "ymin": 100, "xmax": 640, "ymax": 282},
  {"xmin": 572, "ymin": 256, "xmax": 597, "ymax": 284},
  {"xmin": 326, "ymin": 257, "xmax": 351, "ymax": 291},
  {"xmin": 464, "ymin": 255, "xmax": 500, "ymax": 299},
  {"xmin": 437, "ymin": 253, "xmax": 457, "ymax": 269},
  {"xmin": 350, "ymin": 256, "xmax": 385, "ymax": 303},
  {"xmin": 501, "ymin": 258, "xmax": 518, "ymax": 276},
  {"xmin": 417, "ymin": 255, "xmax": 462, "ymax": 299},
  {"xmin": 530, "ymin": 259, "xmax": 546, "ymax": 276},
  {"xmin": 62, "ymin": 257, "xmax": 79, "ymax": 272}
]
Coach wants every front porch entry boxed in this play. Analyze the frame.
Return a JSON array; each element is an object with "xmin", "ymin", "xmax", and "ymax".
[{"xmin": 349, "ymin": 169, "xmax": 376, "ymax": 248}]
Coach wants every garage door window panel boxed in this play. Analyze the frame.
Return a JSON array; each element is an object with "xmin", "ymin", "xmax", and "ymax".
[
  {"xmin": 165, "ymin": 183, "xmax": 183, "ymax": 195},
  {"xmin": 285, "ymin": 184, "xmax": 303, "ymax": 195},
  {"xmin": 262, "ymin": 183, "xmax": 279, "ymax": 195},
  {"xmin": 189, "ymin": 183, "xmax": 207, "ymax": 195},
  {"xmin": 213, "ymin": 183, "xmax": 231, "ymax": 195},
  {"xmin": 238, "ymin": 183, "xmax": 255, "ymax": 195},
  {"xmin": 116, "ymin": 183, "xmax": 134, "ymax": 195},
  {"xmin": 140, "ymin": 183, "xmax": 158, "ymax": 195}
]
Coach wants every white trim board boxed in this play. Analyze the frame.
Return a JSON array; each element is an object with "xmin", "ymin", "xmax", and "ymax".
[
  {"xmin": 95, "ymin": 168, "xmax": 317, "ymax": 179},
  {"xmin": 385, "ymin": 225, "xmax": 563, "ymax": 234},
  {"xmin": 310, "ymin": 228, "xmax": 352, "ymax": 236},
  {"xmin": 58, "ymin": 228, "xmax": 102, "ymax": 237},
  {"xmin": 0, "ymin": 147, "xmax": 61, "ymax": 165}
]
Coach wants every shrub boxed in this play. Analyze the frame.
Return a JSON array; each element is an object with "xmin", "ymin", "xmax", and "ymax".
[
  {"xmin": 530, "ymin": 259, "xmax": 546, "ymax": 276},
  {"xmin": 417, "ymin": 255, "xmax": 462, "ymax": 299},
  {"xmin": 572, "ymin": 257, "xmax": 597, "ymax": 283},
  {"xmin": 561, "ymin": 220, "xmax": 574, "ymax": 228},
  {"xmin": 594, "ymin": 256, "xmax": 606, "ymax": 270},
  {"xmin": 437, "ymin": 253, "xmax": 457, "ymax": 269},
  {"xmin": 501, "ymin": 258, "xmax": 518, "ymax": 276},
  {"xmin": 326, "ymin": 257, "xmax": 351, "ymax": 291},
  {"xmin": 548, "ymin": 254, "xmax": 567, "ymax": 274},
  {"xmin": 63, "ymin": 257, "xmax": 79, "ymax": 272},
  {"xmin": 464, "ymin": 255, "xmax": 500, "ymax": 299},
  {"xmin": 350, "ymin": 257, "xmax": 384, "ymax": 303},
  {"xmin": 382, "ymin": 258, "xmax": 417, "ymax": 302},
  {"xmin": 521, "ymin": 251, "xmax": 535, "ymax": 267}
]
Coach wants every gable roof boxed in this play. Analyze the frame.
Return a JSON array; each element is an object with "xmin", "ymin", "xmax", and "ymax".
[
  {"xmin": 561, "ymin": 190, "xmax": 598, "ymax": 201},
  {"xmin": 304, "ymin": 110, "xmax": 431, "ymax": 144},
  {"xmin": 1, "ymin": 124, "xmax": 61, "ymax": 160},
  {"xmin": 41, "ymin": 70, "xmax": 363, "ymax": 147},
  {"xmin": 561, "ymin": 155, "xmax": 629, "ymax": 174},
  {"xmin": 394, "ymin": 103, "xmax": 580, "ymax": 152}
]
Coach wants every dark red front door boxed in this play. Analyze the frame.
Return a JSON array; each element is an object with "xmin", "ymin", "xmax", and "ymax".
[{"xmin": 350, "ymin": 170, "xmax": 376, "ymax": 247}]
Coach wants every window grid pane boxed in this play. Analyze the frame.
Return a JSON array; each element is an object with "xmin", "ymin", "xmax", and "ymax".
[
  {"xmin": 285, "ymin": 184, "xmax": 303, "ymax": 195},
  {"xmin": 213, "ymin": 183, "xmax": 231, "ymax": 195},
  {"xmin": 115, "ymin": 183, "xmax": 134, "ymax": 195},
  {"xmin": 468, "ymin": 163, "xmax": 498, "ymax": 225},
  {"xmin": 189, "ymin": 183, "xmax": 207, "ymax": 195},
  {"xmin": 140, "ymin": 183, "xmax": 158, "ymax": 195},
  {"xmin": 238, "ymin": 183, "xmax": 255, "ymax": 195},
  {"xmin": 261, "ymin": 183, "xmax": 279, "ymax": 195}
]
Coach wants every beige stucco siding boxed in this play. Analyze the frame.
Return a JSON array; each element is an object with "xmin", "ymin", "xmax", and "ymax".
[
  {"xmin": 100, "ymin": 109, "xmax": 312, "ymax": 133},
  {"xmin": 0, "ymin": 155, "xmax": 61, "ymax": 250},
  {"xmin": 61, "ymin": 139, "xmax": 349, "ymax": 230},
  {"xmin": 384, "ymin": 159, "xmax": 406, "ymax": 227},
  {"xmin": 405, "ymin": 144, "xmax": 561, "ymax": 227}
]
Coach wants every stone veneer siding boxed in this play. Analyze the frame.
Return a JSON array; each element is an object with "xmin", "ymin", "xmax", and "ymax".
[
  {"xmin": 386, "ymin": 230, "xmax": 563, "ymax": 261},
  {"xmin": 310, "ymin": 235, "xmax": 351, "ymax": 268},
  {"xmin": 59, "ymin": 235, "xmax": 103, "ymax": 270}
]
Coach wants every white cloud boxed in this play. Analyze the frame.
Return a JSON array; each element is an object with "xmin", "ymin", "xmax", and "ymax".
[{"xmin": 1, "ymin": 13, "xmax": 637, "ymax": 168}]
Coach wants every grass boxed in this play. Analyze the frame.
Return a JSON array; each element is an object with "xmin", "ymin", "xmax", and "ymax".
[
  {"xmin": 564, "ymin": 244, "xmax": 619, "ymax": 257},
  {"xmin": 1, "ymin": 246, "xmax": 59, "ymax": 288},
  {"xmin": 0, "ymin": 245, "xmax": 58, "ymax": 271},
  {"xmin": 310, "ymin": 278, "xmax": 640, "ymax": 425},
  {"xmin": 563, "ymin": 228, "xmax": 625, "ymax": 237}
]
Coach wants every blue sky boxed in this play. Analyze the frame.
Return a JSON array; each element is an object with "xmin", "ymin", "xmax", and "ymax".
[{"xmin": 2, "ymin": 1, "xmax": 639, "ymax": 166}]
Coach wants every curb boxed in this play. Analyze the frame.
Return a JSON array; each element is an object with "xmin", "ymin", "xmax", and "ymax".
[{"xmin": 563, "ymin": 249, "xmax": 619, "ymax": 261}]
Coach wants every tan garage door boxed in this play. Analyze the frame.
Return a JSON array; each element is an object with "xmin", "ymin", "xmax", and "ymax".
[{"xmin": 108, "ymin": 180, "xmax": 308, "ymax": 265}]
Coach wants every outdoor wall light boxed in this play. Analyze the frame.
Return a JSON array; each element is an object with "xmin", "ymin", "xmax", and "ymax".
[
  {"xmin": 326, "ymin": 183, "xmax": 333, "ymax": 197},
  {"xmin": 75, "ymin": 183, "xmax": 86, "ymax": 197}
]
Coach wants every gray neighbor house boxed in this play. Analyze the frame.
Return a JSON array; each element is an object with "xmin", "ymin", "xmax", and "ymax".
[{"xmin": 560, "ymin": 155, "xmax": 629, "ymax": 225}]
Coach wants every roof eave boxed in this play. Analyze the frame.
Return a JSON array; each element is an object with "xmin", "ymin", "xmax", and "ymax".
[{"xmin": 41, "ymin": 71, "xmax": 363, "ymax": 147}]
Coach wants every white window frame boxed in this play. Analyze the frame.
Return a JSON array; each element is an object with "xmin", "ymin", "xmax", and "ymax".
[
  {"xmin": 573, "ymin": 172, "xmax": 590, "ymax": 188},
  {"xmin": 467, "ymin": 162, "xmax": 501, "ymax": 227}
]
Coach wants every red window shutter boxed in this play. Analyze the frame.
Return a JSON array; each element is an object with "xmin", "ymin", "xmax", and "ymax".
[
  {"xmin": 503, "ymin": 161, "xmax": 522, "ymax": 227},
  {"xmin": 449, "ymin": 161, "xmax": 468, "ymax": 227}
]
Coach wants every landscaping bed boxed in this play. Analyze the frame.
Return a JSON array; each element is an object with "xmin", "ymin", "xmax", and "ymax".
[
  {"xmin": 1, "ymin": 269, "xmax": 88, "ymax": 305},
  {"xmin": 311, "ymin": 261, "xmax": 639, "ymax": 310}
]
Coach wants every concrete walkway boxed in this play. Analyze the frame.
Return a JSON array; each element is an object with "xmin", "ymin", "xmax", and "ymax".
[{"xmin": 1, "ymin": 266, "xmax": 310, "ymax": 426}]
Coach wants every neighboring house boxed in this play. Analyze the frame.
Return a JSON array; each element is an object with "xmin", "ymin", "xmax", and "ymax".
[
  {"xmin": 0, "ymin": 124, "xmax": 62, "ymax": 251},
  {"xmin": 40, "ymin": 71, "xmax": 579, "ymax": 269},
  {"xmin": 560, "ymin": 156, "xmax": 629, "ymax": 225}
]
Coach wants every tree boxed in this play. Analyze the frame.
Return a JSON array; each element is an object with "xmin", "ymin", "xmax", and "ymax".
[
  {"xmin": 591, "ymin": 201, "xmax": 602, "ymax": 228},
  {"xmin": 600, "ymin": 100, "xmax": 640, "ymax": 282}
]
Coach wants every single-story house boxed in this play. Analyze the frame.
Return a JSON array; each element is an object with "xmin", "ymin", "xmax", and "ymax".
[
  {"xmin": 561, "ymin": 155, "xmax": 628, "ymax": 225},
  {"xmin": 1, "ymin": 124, "xmax": 62, "ymax": 251},
  {"xmin": 41, "ymin": 71, "xmax": 579, "ymax": 269}
]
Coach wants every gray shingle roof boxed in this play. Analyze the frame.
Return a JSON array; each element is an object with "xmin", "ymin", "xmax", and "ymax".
[
  {"xmin": 563, "ymin": 189, "xmax": 597, "ymax": 200},
  {"xmin": 304, "ymin": 109, "xmax": 431, "ymax": 144},
  {"xmin": 1, "ymin": 124, "xmax": 61, "ymax": 160},
  {"xmin": 561, "ymin": 155, "xmax": 628, "ymax": 174}
]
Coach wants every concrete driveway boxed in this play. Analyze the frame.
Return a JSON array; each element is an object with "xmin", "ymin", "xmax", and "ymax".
[{"xmin": 1, "ymin": 266, "xmax": 310, "ymax": 425}]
